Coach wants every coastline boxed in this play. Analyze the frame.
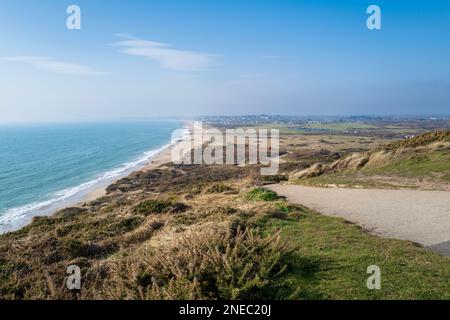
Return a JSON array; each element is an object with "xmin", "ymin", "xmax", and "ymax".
[
  {"xmin": 83, "ymin": 126, "xmax": 192, "ymax": 202},
  {"xmin": 0, "ymin": 121, "xmax": 193, "ymax": 234}
]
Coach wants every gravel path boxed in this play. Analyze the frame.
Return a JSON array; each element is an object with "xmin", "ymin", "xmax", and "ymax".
[{"xmin": 267, "ymin": 185, "xmax": 450, "ymax": 255}]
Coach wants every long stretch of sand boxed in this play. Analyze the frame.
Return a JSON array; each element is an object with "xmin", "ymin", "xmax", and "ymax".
[
  {"xmin": 84, "ymin": 124, "xmax": 193, "ymax": 203},
  {"xmin": 0, "ymin": 123, "xmax": 195, "ymax": 234},
  {"xmin": 83, "ymin": 145, "xmax": 175, "ymax": 201},
  {"xmin": 267, "ymin": 184, "xmax": 450, "ymax": 252},
  {"xmin": 83, "ymin": 141, "xmax": 180, "ymax": 202}
]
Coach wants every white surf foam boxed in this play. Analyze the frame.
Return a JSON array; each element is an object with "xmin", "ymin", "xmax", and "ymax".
[{"xmin": 0, "ymin": 126, "xmax": 191, "ymax": 232}]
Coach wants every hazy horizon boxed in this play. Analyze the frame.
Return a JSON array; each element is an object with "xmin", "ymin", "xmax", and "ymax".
[
  {"xmin": 1, "ymin": 0, "xmax": 449, "ymax": 122},
  {"xmin": 1, "ymin": 113, "xmax": 450, "ymax": 125}
]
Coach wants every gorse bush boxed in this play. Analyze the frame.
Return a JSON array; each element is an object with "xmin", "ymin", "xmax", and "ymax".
[
  {"xmin": 204, "ymin": 182, "xmax": 233, "ymax": 194},
  {"xmin": 106, "ymin": 227, "xmax": 288, "ymax": 300},
  {"xmin": 276, "ymin": 203, "xmax": 295, "ymax": 214},
  {"xmin": 133, "ymin": 199, "xmax": 188, "ymax": 215},
  {"xmin": 260, "ymin": 175, "xmax": 288, "ymax": 184},
  {"xmin": 246, "ymin": 188, "xmax": 279, "ymax": 202}
]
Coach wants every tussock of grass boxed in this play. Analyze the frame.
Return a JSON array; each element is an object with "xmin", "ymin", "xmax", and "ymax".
[
  {"xmin": 246, "ymin": 188, "xmax": 280, "ymax": 202},
  {"xmin": 133, "ymin": 199, "xmax": 188, "ymax": 215},
  {"xmin": 260, "ymin": 175, "xmax": 288, "ymax": 184},
  {"xmin": 105, "ymin": 227, "xmax": 287, "ymax": 300},
  {"xmin": 203, "ymin": 182, "xmax": 233, "ymax": 194}
]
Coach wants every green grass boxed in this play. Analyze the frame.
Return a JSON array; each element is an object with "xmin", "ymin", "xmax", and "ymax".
[
  {"xmin": 244, "ymin": 124, "xmax": 311, "ymax": 135},
  {"xmin": 204, "ymin": 182, "xmax": 233, "ymax": 194},
  {"xmin": 256, "ymin": 211, "xmax": 450, "ymax": 299},
  {"xmin": 246, "ymin": 188, "xmax": 280, "ymax": 201},
  {"xmin": 360, "ymin": 152, "xmax": 450, "ymax": 178},
  {"xmin": 133, "ymin": 199, "xmax": 188, "ymax": 215},
  {"xmin": 293, "ymin": 140, "xmax": 450, "ymax": 189},
  {"xmin": 303, "ymin": 122, "xmax": 377, "ymax": 131}
]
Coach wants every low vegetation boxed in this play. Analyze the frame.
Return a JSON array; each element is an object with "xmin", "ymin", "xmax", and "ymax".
[
  {"xmin": 0, "ymin": 129, "xmax": 449, "ymax": 300},
  {"xmin": 106, "ymin": 227, "xmax": 287, "ymax": 300},
  {"xmin": 290, "ymin": 130, "xmax": 450, "ymax": 190},
  {"xmin": 134, "ymin": 199, "xmax": 188, "ymax": 215},
  {"xmin": 203, "ymin": 182, "xmax": 234, "ymax": 194},
  {"xmin": 258, "ymin": 211, "xmax": 450, "ymax": 299},
  {"xmin": 246, "ymin": 188, "xmax": 280, "ymax": 202}
]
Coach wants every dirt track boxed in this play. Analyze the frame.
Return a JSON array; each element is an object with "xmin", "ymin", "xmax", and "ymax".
[{"xmin": 267, "ymin": 184, "xmax": 450, "ymax": 255}]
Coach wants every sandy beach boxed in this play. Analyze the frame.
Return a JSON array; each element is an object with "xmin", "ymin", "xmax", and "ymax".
[
  {"xmin": 0, "ymin": 122, "xmax": 194, "ymax": 235},
  {"xmin": 83, "ymin": 122, "xmax": 193, "ymax": 203}
]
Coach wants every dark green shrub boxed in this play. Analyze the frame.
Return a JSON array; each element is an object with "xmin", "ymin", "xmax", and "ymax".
[
  {"xmin": 223, "ymin": 207, "xmax": 238, "ymax": 215},
  {"xmin": 66, "ymin": 239, "xmax": 118, "ymax": 258},
  {"xmin": 276, "ymin": 203, "xmax": 304, "ymax": 220},
  {"xmin": 260, "ymin": 175, "xmax": 288, "ymax": 184},
  {"xmin": 246, "ymin": 188, "xmax": 279, "ymax": 202},
  {"xmin": 150, "ymin": 220, "xmax": 165, "ymax": 230},
  {"xmin": 276, "ymin": 203, "xmax": 295, "ymax": 214},
  {"xmin": 111, "ymin": 217, "xmax": 144, "ymax": 233},
  {"xmin": 55, "ymin": 207, "xmax": 87, "ymax": 220},
  {"xmin": 204, "ymin": 182, "xmax": 233, "ymax": 194},
  {"xmin": 134, "ymin": 200, "xmax": 188, "ymax": 215},
  {"xmin": 265, "ymin": 208, "xmax": 288, "ymax": 219}
]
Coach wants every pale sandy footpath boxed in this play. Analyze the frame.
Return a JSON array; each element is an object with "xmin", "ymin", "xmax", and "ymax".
[{"xmin": 267, "ymin": 184, "xmax": 450, "ymax": 256}]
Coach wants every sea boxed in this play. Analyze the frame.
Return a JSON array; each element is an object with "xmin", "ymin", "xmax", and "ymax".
[{"xmin": 0, "ymin": 119, "xmax": 186, "ymax": 233}]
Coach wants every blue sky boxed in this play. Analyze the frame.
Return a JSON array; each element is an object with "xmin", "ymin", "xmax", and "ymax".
[{"xmin": 0, "ymin": 0, "xmax": 449, "ymax": 122}]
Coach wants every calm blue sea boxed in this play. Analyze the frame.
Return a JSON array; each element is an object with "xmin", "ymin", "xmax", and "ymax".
[{"xmin": 0, "ymin": 120, "xmax": 185, "ymax": 232}]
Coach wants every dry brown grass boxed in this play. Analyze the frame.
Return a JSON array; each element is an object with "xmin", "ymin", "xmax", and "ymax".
[
  {"xmin": 377, "ymin": 130, "xmax": 450, "ymax": 151},
  {"xmin": 0, "ymin": 159, "xmax": 291, "ymax": 300},
  {"xmin": 104, "ymin": 226, "xmax": 287, "ymax": 300},
  {"xmin": 289, "ymin": 130, "xmax": 450, "ymax": 189}
]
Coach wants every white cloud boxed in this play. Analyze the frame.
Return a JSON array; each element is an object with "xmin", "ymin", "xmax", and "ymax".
[
  {"xmin": 0, "ymin": 56, "xmax": 107, "ymax": 76},
  {"xmin": 113, "ymin": 34, "xmax": 215, "ymax": 71}
]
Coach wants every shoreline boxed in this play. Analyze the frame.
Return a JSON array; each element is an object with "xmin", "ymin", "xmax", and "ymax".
[
  {"xmin": 0, "ymin": 121, "xmax": 193, "ymax": 234},
  {"xmin": 83, "ymin": 128, "xmax": 191, "ymax": 203}
]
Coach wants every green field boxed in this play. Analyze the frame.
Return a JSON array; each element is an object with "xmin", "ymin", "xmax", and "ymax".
[{"xmin": 302, "ymin": 122, "xmax": 378, "ymax": 131}]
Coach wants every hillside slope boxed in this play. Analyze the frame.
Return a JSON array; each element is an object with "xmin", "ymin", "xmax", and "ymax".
[{"xmin": 291, "ymin": 130, "xmax": 450, "ymax": 190}]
